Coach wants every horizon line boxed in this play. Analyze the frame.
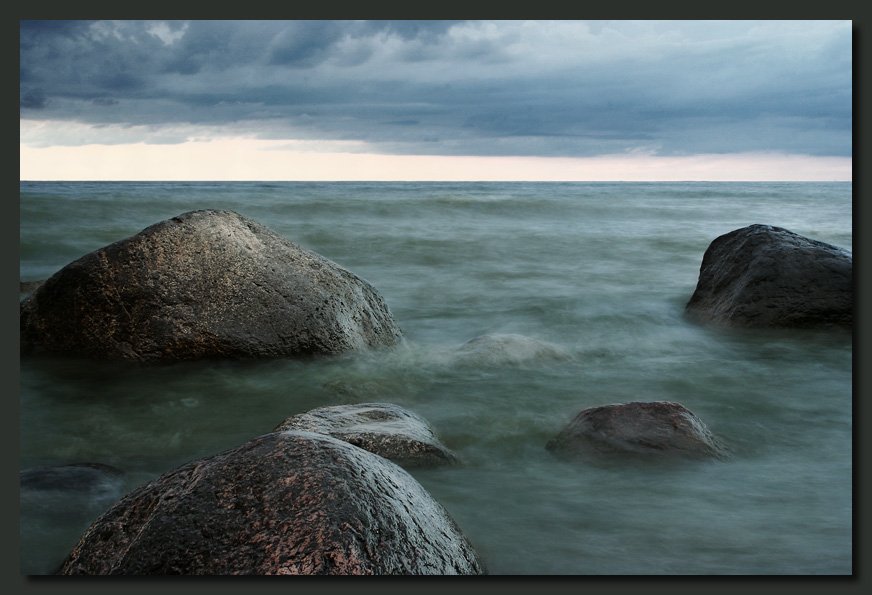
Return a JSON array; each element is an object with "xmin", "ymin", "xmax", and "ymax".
[{"xmin": 19, "ymin": 179, "xmax": 852, "ymax": 184}]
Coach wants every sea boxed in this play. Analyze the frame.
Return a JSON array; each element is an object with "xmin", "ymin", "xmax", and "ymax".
[{"xmin": 18, "ymin": 181, "xmax": 853, "ymax": 575}]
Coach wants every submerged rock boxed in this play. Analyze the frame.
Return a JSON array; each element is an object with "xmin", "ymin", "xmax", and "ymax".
[
  {"xmin": 21, "ymin": 463, "xmax": 129, "ymax": 575},
  {"xmin": 274, "ymin": 403, "xmax": 460, "ymax": 468},
  {"xmin": 20, "ymin": 210, "xmax": 403, "ymax": 362},
  {"xmin": 20, "ymin": 463, "xmax": 123, "ymax": 493},
  {"xmin": 451, "ymin": 333, "xmax": 570, "ymax": 367},
  {"xmin": 546, "ymin": 401, "xmax": 727, "ymax": 461},
  {"xmin": 685, "ymin": 224, "xmax": 852, "ymax": 330},
  {"xmin": 57, "ymin": 431, "xmax": 485, "ymax": 575},
  {"xmin": 20, "ymin": 280, "xmax": 45, "ymax": 296},
  {"xmin": 20, "ymin": 462, "xmax": 127, "ymax": 533}
]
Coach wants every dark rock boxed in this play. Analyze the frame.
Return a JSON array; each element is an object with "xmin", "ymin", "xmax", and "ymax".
[
  {"xmin": 685, "ymin": 224, "xmax": 852, "ymax": 329},
  {"xmin": 20, "ymin": 280, "xmax": 45, "ymax": 295},
  {"xmin": 20, "ymin": 210, "xmax": 403, "ymax": 362},
  {"xmin": 274, "ymin": 403, "xmax": 460, "ymax": 468},
  {"xmin": 20, "ymin": 463, "xmax": 123, "ymax": 492},
  {"xmin": 21, "ymin": 463, "xmax": 128, "ymax": 574},
  {"xmin": 57, "ymin": 431, "xmax": 485, "ymax": 575},
  {"xmin": 20, "ymin": 463, "xmax": 127, "ymax": 528},
  {"xmin": 546, "ymin": 401, "xmax": 727, "ymax": 460}
]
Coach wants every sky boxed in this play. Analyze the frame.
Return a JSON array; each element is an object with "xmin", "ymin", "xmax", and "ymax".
[{"xmin": 19, "ymin": 20, "xmax": 853, "ymax": 182}]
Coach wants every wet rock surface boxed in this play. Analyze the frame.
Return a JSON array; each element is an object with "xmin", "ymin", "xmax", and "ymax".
[
  {"xmin": 546, "ymin": 401, "xmax": 727, "ymax": 461},
  {"xmin": 685, "ymin": 224, "xmax": 852, "ymax": 330},
  {"xmin": 57, "ymin": 431, "xmax": 485, "ymax": 575},
  {"xmin": 20, "ymin": 209, "xmax": 403, "ymax": 362},
  {"xmin": 274, "ymin": 403, "xmax": 460, "ymax": 468}
]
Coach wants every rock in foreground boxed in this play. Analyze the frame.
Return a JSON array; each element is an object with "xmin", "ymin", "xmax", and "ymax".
[
  {"xmin": 685, "ymin": 224, "xmax": 852, "ymax": 330},
  {"xmin": 546, "ymin": 401, "xmax": 727, "ymax": 461},
  {"xmin": 20, "ymin": 210, "xmax": 403, "ymax": 362},
  {"xmin": 57, "ymin": 431, "xmax": 485, "ymax": 575},
  {"xmin": 274, "ymin": 403, "xmax": 460, "ymax": 468}
]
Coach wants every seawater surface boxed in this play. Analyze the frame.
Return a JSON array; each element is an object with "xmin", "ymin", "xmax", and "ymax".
[{"xmin": 19, "ymin": 181, "xmax": 853, "ymax": 575}]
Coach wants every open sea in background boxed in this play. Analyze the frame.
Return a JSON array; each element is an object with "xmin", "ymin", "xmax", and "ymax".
[{"xmin": 18, "ymin": 181, "xmax": 853, "ymax": 575}]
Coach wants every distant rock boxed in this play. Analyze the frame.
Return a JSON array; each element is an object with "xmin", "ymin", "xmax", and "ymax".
[
  {"xmin": 451, "ymin": 334, "xmax": 570, "ymax": 367},
  {"xmin": 274, "ymin": 403, "xmax": 460, "ymax": 468},
  {"xmin": 546, "ymin": 401, "xmax": 727, "ymax": 461},
  {"xmin": 685, "ymin": 224, "xmax": 852, "ymax": 330},
  {"xmin": 20, "ymin": 210, "xmax": 403, "ymax": 362},
  {"xmin": 57, "ymin": 431, "xmax": 485, "ymax": 575}
]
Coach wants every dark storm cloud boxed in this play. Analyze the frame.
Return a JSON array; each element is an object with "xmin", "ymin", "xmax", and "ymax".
[
  {"xmin": 360, "ymin": 20, "xmax": 465, "ymax": 40},
  {"xmin": 19, "ymin": 20, "xmax": 853, "ymax": 158}
]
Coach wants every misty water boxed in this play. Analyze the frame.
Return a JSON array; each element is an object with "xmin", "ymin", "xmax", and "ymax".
[{"xmin": 19, "ymin": 181, "xmax": 852, "ymax": 575}]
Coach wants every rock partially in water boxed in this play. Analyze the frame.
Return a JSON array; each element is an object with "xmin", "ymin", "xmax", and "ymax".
[
  {"xmin": 20, "ymin": 462, "xmax": 123, "ymax": 493},
  {"xmin": 546, "ymin": 401, "xmax": 727, "ymax": 461},
  {"xmin": 20, "ymin": 463, "xmax": 128, "ymax": 575},
  {"xmin": 685, "ymin": 224, "xmax": 852, "ymax": 330},
  {"xmin": 274, "ymin": 403, "xmax": 460, "ymax": 468},
  {"xmin": 451, "ymin": 333, "xmax": 570, "ymax": 367},
  {"xmin": 20, "ymin": 280, "xmax": 45, "ymax": 296},
  {"xmin": 20, "ymin": 462, "xmax": 127, "ymax": 529},
  {"xmin": 57, "ymin": 431, "xmax": 485, "ymax": 575},
  {"xmin": 20, "ymin": 209, "xmax": 403, "ymax": 362}
]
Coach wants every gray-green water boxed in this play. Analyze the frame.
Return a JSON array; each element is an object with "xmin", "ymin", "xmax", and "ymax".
[{"xmin": 19, "ymin": 181, "xmax": 852, "ymax": 575}]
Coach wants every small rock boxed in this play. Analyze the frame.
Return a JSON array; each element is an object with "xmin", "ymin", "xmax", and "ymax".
[
  {"xmin": 20, "ymin": 462, "xmax": 123, "ymax": 492},
  {"xmin": 274, "ymin": 403, "xmax": 460, "ymax": 468},
  {"xmin": 20, "ymin": 280, "xmax": 45, "ymax": 295},
  {"xmin": 452, "ymin": 334, "xmax": 570, "ymax": 367},
  {"xmin": 546, "ymin": 401, "xmax": 727, "ymax": 461}
]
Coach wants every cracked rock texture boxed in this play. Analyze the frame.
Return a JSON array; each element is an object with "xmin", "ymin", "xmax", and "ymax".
[
  {"xmin": 274, "ymin": 403, "xmax": 460, "ymax": 468},
  {"xmin": 684, "ymin": 224, "xmax": 852, "ymax": 330},
  {"xmin": 20, "ymin": 210, "xmax": 403, "ymax": 362},
  {"xmin": 546, "ymin": 401, "xmax": 727, "ymax": 461},
  {"xmin": 57, "ymin": 431, "xmax": 485, "ymax": 575}
]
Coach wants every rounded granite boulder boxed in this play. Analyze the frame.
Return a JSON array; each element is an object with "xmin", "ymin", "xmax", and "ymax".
[
  {"xmin": 274, "ymin": 403, "xmax": 460, "ymax": 468},
  {"xmin": 684, "ymin": 224, "xmax": 852, "ymax": 330},
  {"xmin": 546, "ymin": 401, "xmax": 727, "ymax": 461},
  {"xmin": 20, "ymin": 210, "xmax": 403, "ymax": 362},
  {"xmin": 57, "ymin": 431, "xmax": 485, "ymax": 575}
]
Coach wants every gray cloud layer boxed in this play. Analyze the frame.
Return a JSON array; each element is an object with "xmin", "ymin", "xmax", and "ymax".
[{"xmin": 19, "ymin": 20, "xmax": 853, "ymax": 158}]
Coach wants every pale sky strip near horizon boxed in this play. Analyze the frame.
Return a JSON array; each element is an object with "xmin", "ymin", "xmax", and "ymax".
[{"xmin": 19, "ymin": 20, "xmax": 853, "ymax": 182}]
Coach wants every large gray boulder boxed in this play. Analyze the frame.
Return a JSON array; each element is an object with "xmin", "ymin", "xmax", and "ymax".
[
  {"xmin": 20, "ymin": 210, "xmax": 403, "ymax": 362},
  {"xmin": 546, "ymin": 401, "xmax": 727, "ymax": 461},
  {"xmin": 57, "ymin": 431, "xmax": 485, "ymax": 575},
  {"xmin": 684, "ymin": 224, "xmax": 852, "ymax": 330},
  {"xmin": 274, "ymin": 403, "xmax": 460, "ymax": 468}
]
